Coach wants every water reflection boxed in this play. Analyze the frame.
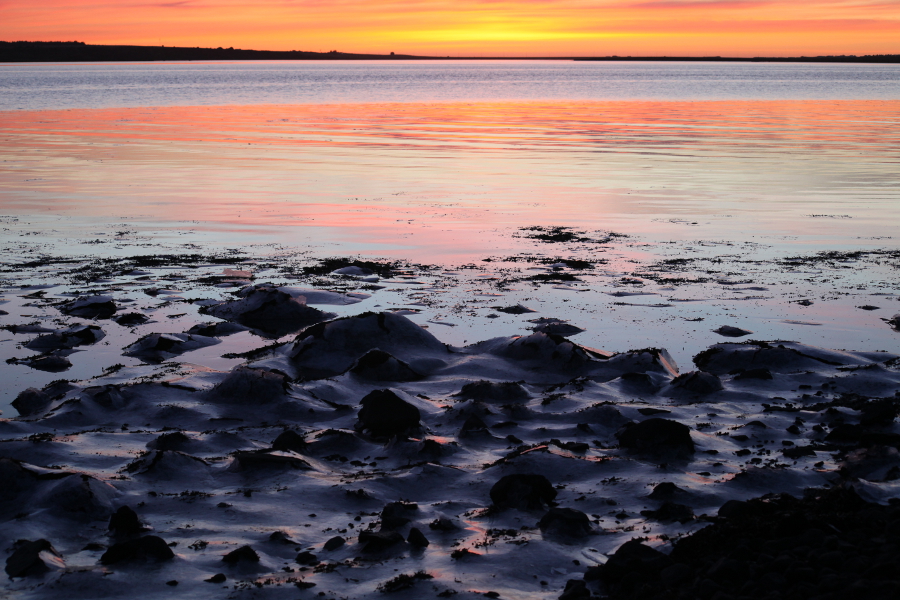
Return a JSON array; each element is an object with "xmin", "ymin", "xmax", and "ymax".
[{"xmin": 1, "ymin": 100, "xmax": 898, "ymax": 260}]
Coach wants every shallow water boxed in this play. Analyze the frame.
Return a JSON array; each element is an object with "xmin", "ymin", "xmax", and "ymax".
[
  {"xmin": 2, "ymin": 100, "xmax": 899, "ymax": 256},
  {"xmin": 1, "ymin": 65, "xmax": 899, "ymax": 411},
  {"xmin": 2, "ymin": 60, "xmax": 900, "ymax": 111}
]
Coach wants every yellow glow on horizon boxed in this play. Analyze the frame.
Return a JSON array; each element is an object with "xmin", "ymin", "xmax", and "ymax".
[{"xmin": 2, "ymin": 1, "xmax": 899, "ymax": 57}]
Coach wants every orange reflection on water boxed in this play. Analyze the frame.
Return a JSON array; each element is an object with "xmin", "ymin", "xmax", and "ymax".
[{"xmin": 1, "ymin": 100, "xmax": 899, "ymax": 259}]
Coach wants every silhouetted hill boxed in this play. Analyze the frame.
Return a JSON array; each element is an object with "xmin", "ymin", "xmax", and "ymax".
[
  {"xmin": 0, "ymin": 41, "xmax": 426, "ymax": 62},
  {"xmin": 1, "ymin": 41, "xmax": 897, "ymax": 63}
]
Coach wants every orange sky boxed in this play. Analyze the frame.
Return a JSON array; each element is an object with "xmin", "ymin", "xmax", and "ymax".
[{"xmin": 2, "ymin": 1, "xmax": 899, "ymax": 57}]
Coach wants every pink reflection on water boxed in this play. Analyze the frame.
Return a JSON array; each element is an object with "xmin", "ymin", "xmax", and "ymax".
[{"xmin": 1, "ymin": 100, "xmax": 899, "ymax": 261}]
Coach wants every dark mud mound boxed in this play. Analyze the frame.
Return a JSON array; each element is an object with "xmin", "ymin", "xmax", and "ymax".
[
  {"xmin": 713, "ymin": 325, "xmax": 753, "ymax": 338},
  {"xmin": 204, "ymin": 284, "xmax": 335, "ymax": 337},
  {"xmin": 490, "ymin": 473, "xmax": 556, "ymax": 510},
  {"xmin": 5, "ymin": 539, "xmax": 64, "ymax": 578},
  {"xmin": 356, "ymin": 389, "xmax": 421, "ymax": 438},
  {"xmin": 25, "ymin": 324, "xmax": 105, "ymax": 351},
  {"xmin": 59, "ymin": 295, "xmax": 117, "ymax": 319},
  {"xmin": 101, "ymin": 535, "xmax": 174, "ymax": 564},
  {"xmin": 287, "ymin": 312, "xmax": 447, "ymax": 379},
  {"xmin": 454, "ymin": 380, "xmax": 529, "ymax": 403},
  {"xmin": 12, "ymin": 387, "xmax": 54, "ymax": 417},
  {"xmin": 205, "ymin": 366, "xmax": 290, "ymax": 404},
  {"xmin": 530, "ymin": 317, "xmax": 585, "ymax": 336},
  {"xmin": 11, "ymin": 353, "xmax": 72, "ymax": 372},
  {"xmin": 693, "ymin": 341, "xmax": 871, "ymax": 375},
  {"xmin": 667, "ymin": 371, "xmax": 723, "ymax": 396},
  {"xmin": 0, "ymin": 458, "xmax": 117, "ymax": 521},
  {"xmin": 585, "ymin": 486, "xmax": 900, "ymax": 600},
  {"xmin": 348, "ymin": 349, "xmax": 424, "ymax": 382},
  {"xmin": 539, "ymin": 507, "xmax": 593, "ymax": 539},
  {"xmin": 494, "ymin": 332, "xmax": 600, "ymax": 373},
  {"xmin": 123, "ymin": 332, "xmax": 220, "ymax": 363},
  {"xmin": 616, "ymin": 418, "xmax": 695, "ymax": 460},
  {"xmin": 186, "ymin": 321, "xmax": 248, "ymax": 337}
]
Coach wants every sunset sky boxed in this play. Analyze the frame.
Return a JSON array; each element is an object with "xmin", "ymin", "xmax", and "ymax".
[{"xmin": 3, "ymin": 0, "xmax": 899, "ymax": 57}]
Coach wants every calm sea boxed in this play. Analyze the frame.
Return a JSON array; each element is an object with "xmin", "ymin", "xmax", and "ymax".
[
  {"xmin": 1, "ymin": 60, "xmax": 899, "ymax": 407},
  {"xmin": 1, "ymin": 60, "xmax": 900, "ymax": 110}
]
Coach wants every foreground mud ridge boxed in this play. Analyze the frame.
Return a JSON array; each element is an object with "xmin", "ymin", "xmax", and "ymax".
[{"xmin": 1, "ymin": 250, "xmax": 900, "ymax": 600}]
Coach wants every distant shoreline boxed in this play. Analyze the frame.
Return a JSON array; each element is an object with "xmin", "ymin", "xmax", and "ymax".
[{"xmin": 2, "ymin": 41, "xmax": 899, "ymax": 63}]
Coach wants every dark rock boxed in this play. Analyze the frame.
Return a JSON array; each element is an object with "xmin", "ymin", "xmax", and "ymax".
[
  {"xmin": 455, "ymin": 380, "xmax": 529, "ymax": 403},
  {"xmin": 533, "ymin": 320, "xmax": 585, "ymax": 336},
  {"xmin": 584, "ymin": 539, "xmax": 673, "ymax": 585},
  {"xmin": 231, "ymin": 450, "xmax": 312, "ymax": 471},
  {"xmin": 205, "ymin": 573, "xmax": 227, "ymax": 583},
  {"xmin": 272, "ymin": 429, "xmax": 307, "ymax": 452},
  {"xmin": 268, "ymin": 531, "xmax": 295, "ymax": 544},
  {"xmin": 616, "ymin": 418, "xmax": 694, "ymax": 458},
  {"xmin": 495, "ymin": 304, "xmax": 536, "ymax": 314},
  {"xmin": 358, "ymin": 530, "xmax": 405, "ymax": 552},
  {"xmin": 640, "ymin": 502, "xmax": 694, "ymax": 523},
  {"xmin": 839, "ymin": 445, "xmax": 900, "ymax": 481},
  {"xmin": 381, "ymin": 501, "xmax": 419, "ymax": 530},
  {"xmin": 713, "ymin": 325, "xmax": 752, "ymax": 338},
  {"xmin": 538, "ymin": 507, "xmax": 593, "ymax": 538},
  {"xmin": 166, "ymin": 580, "xmax": 178, "ymax": 586},
  {"xmin": 108, "ymin": 506, "xmax": 148, "ymax": 536},
  {"xmin": 296, "ymin": 551, "xmax": 319, "ymax": 565},
  {"xmin": 100, "ymin": 536, "xmax": 174, "ymax": 564},
  {"xmin": 647, "ymin": 482, "xmax": 683, "ymax": 501},
  {"xmin": 639, "ymin": 487, "xmax": 897, "ymax": 600},
  {"xmin": 407, "ymin": 527, "xmax": 430, "ymax": 547},
  {"xmin": 826, "ymin": 424, "xmax": 865, "ymax": 443},
  {"xmin": 660, "ymin": 563, "xmax": 693, "ymax": 587},
  {"xmin": 490, "ymin": 473, "xmax": 557, "ymax": 510},
  {"xmin": 323, "ymin": 536, "xmax": 345, "ymax": 551},
  {"xmin": 5, "ymin": 539, "xmax": 63, "ymax": 578},
  {"xmin": 113, "ymin": 312, "xmax": 150, "ymax": 326},
  {"xmin": 356, "ymin": 389, "xmax": 420, "ymax": 438},
  {"xmin": 429, "ymin": 517, "xmax": 457, "ymax": 531},
  {"xmin": 558, "ymin": 441, "xmax": 589, "ymax": 453},
  {"xmin": 559, "ymin": 579, "xmax": 591, "ymax": 600},
  {"xmin": 782, "ymin": 445, "xmax": 817, "ymax": 459},
  {"xmin": 717, "ymin": 501, "xmax": 755, "ymax": 521},
  {"xmin": 222, "ymin": 545, "xmax": 259, "ymax": 564},
  {"xmin": 860, "ymin": 399, "xmax": 899, "ymax": 427}
]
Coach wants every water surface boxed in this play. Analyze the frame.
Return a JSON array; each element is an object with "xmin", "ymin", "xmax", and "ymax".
[{"xmin": 2, "ymin": 60, "xmax": 899, "ymax": 111}]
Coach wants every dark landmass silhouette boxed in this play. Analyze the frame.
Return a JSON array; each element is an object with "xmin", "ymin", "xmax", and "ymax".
[{"xmin": 1, "ymin": 41, "xmax": 898, "ymax": 63}]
